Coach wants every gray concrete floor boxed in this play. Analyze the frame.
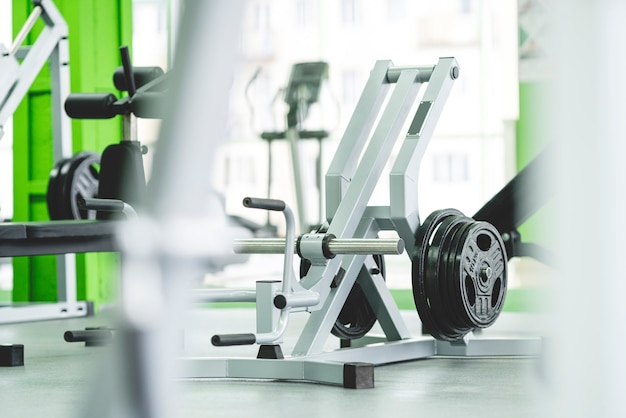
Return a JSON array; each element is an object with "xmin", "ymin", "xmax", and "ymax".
[{"xmin": 0, "ymin": 307, "xmax": 549, "ymax": 418}]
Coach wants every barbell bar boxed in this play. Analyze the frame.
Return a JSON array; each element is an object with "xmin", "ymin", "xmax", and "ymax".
[{"xmin": 233, "ymin": 237, "xmax": 404, "ymax": 256}]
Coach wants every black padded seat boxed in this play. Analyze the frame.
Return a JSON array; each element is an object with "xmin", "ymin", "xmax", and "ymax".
[
  {"xmin": 0, "ymin": 223, "xmax": 28, "ymax": 240},
  {"xmin": 25, "ymin": 220, "xmax": 117, "ymax": 239},
  {"xmin": 0, "ymin": 221, "xmax": 120, "ymax": 257}
]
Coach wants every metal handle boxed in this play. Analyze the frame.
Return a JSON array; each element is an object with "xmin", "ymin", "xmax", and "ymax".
[
  {"xmin": 211, "ymin": 333, "xmax": 256, "ymax": 346},
  {"xmin": 79, "ymin": 197, "xmax": 138, "ymax": 218},
  {"xmin": 386, "ymin": 65, "xmax": 434, "ymax": 83},
  {"xmin": 233, "ymin": 237, "xmax": 404, "ymax": 256},
  {"xmin": 10, "ymin": 5, "xmax": 43, "ymax": 55},
  {"xmin": 120, "ymin": 46, "xmax": 137, "ymax": 97},
  {"xmin": 192, "ymin": 289, "xmax": 256, "ymax": 303},
  {"xmin": 243, "ymin": 197, "xmax": 286, "ymax": 211}
]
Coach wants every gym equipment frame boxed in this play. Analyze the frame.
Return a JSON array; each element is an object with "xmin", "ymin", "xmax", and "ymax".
[
  {"xmin": 260, "ymin": 61, "xmax": 330, "ymax": 233},
  {"xmin": 0, "ymin": 0, "xmax": 91, "ymax": 323},
  {"xmin": 181, "ymin": 58, "xmax": 541, "ymax": 388}
]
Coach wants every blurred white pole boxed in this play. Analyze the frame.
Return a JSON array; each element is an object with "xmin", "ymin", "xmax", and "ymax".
[
  {"xmin": 551, "ymin": 1, "xmax": 626, "ymax": 416},
  {"xmin": 81, "ymin": 2, "xmax": 247, "ymax": 418},
  {"xmin": 148, "ymin": 1, "xmax": 246, "ymax": 217}
]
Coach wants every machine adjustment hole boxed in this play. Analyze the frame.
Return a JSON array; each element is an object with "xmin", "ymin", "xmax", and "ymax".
[
  {"xmin": 464, "ymin": 275, "xmax": 476, "ymax": 306},
  {"xmin": 491, "ymin": 278, "xmax": 502, "ymax": 308},
  {"xmin": 476, "ymin": 233, "xmax": 492, "ymax": 252}
]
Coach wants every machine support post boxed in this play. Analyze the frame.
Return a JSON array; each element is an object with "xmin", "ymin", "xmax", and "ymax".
[{"xmin": 389, "ymin": 57, "xmax": 460, "ymax": 257}]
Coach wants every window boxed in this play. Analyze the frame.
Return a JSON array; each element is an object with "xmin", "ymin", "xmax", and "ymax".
[
  {"xmin": 341, "ymin": 0, "xmax": 359, "ymax": 24},
  {"xmin": 459, "ymin": 0, "xmax": 475, "ymax": 14},
  {"xmin": 254, "ymin": 2, "xmax": 270, "ymax": 32},
  {"xmin": 252, "ymin": 1, "xmax": 273, "ymax": 55},
  {"xmin": 341, "ymin": 70, "xmax": 361, "ymax": 106},
  {"xmin": 296, "ymin": 0, "xmax": 313, "ymax": 27},
  {"xmin": 387, "ymin": 0, "xmax": 406, "ymax": 22},
  {"xmin": 433, "ymin": 152, "xmax": 469, "ymax": 183}
]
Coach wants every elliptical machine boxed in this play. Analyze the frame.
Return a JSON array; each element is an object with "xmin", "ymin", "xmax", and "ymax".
[{"xmin": 260, "ymin": 62, "xmax": 330, "ymax": 233}]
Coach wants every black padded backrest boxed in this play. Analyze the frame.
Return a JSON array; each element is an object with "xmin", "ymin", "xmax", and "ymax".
[{"xmin": 97, "ymin": 142, "xmax": 146, "ymax": 220}]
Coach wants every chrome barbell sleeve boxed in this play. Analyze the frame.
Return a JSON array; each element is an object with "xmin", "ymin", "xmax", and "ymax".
[
  {"xmin": 233, "ymin": 237, "xmax": 404, "ymax": 256},
  {"xmin": 328, "ymin": 238, "xmax": 404, "ymax": 255}
]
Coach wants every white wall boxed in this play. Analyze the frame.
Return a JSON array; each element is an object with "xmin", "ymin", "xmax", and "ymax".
[{"xmin": 216, "ymin": 0, "xmax": 519, "ymax": 230}]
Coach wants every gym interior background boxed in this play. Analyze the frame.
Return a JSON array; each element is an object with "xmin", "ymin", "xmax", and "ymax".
[
  {"xmin": 0, "ymin": 0, "xmax": 546, "ymax": 308},
  {"xmin": 2, "ymin": 0, "xmax": 625, "ymax": 417}
]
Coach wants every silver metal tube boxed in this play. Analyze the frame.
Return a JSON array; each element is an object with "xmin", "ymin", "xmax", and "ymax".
[
  {"xmin": 386, "ymin": 65, "xmax": 434, "ymax": 83},
  {"xmin": 274, "ymin": 290, "xmax": 320, "ymax": 310},
  {"xmin": 254, "ymin": 309, "xmax": 290, "ymax": 345},
  {"xmin": 233, "ymin": 238, "xmax": 288, "ymax": 254},
  {"xmin": 233, "ymin": 238, "xmax": 404, "ymax": 255},
  {"xmin": 10, "ymin": 6, "xmax": 43, "ymax": 56},
  {"xmin": 192, "ymin": 289, "xmax": 256, "ymax": 303},
  {"xmin": 121, "ymin": 202, "xmax": 138, "ymax": 219},
  {"xmin": 329, "ymin": 238, "xmax": 404, "ymax": 255}
]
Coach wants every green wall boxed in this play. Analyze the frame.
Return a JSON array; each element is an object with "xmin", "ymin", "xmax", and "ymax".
[
  {"xmin": 515, "ymin": 81, "xmax": 551, "ymax": 244},
  {"xmin": 12, "ymin": 0, "xmax": 132, "ymax": 307}
]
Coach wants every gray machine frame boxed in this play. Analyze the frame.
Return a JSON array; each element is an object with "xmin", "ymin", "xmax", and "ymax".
[
  {"xmin": 183, "ymin": 58, "xmax": 541, "ymax": 388},
  {"xmin": 0, "ymin": 0, "xmax": 89, "ymax": 323}
]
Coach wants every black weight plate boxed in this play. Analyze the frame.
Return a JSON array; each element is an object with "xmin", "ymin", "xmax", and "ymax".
[
  {"xmin": 47, "ymin": 157, "xmax": 71, "ymax": 220},
  {"xmin": 453, "ymin": 221, "xmax": 507, "ymax": 328},
  {"xmin": 412, "ymin": 209, "xmax": 465, "ymax": 340},
  {"xmin": 67, "ymin": 152, "xmax": 100, "ymax": 219},
  {"xmin": 48, "ymin": 152, "xmax": 100, "ymax": 220},
  {"xmin": 59, "ymin": 153, "xmax": 91, "ymax": 219},
  {"xmin": 436, "ymin": 218, "xmax": 506, "ymax": 340},
  {"xmin": 331, "ymin": 253, "xmax": 385, "ymax": 340},
  {"xmin": 299, "ymin": 223, "xmax": 384, "ymax": 340},
  {"xmin": 439, "ymin": 218, "xmax": 476, "ymax": 338},
  {"xmin": 427, "ymin": 215, "xmax": 473, "ymax": 340},
  {"xmin": 59, "ymin": 154, "xmax": 85, "ymax": 219},
  {"xmin": 414, "ymin": 211, "xmax": 508, "ymax": 342}
]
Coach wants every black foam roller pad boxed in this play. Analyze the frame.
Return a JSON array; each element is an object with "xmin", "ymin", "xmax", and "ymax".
[
  {"xmin": 0, "ymin": 344, "xmax": 24, "ymax": 367},
  {"xmin": 113, "ymin": 66, "xmax": 164, "ymax": 91},
  {"xmin": 211, "ymin": 333, "xmax": 256, "ymax": 346},
  {"xmin": 65, "ymin": 93, "xmax": 118, "ymax": 119},
  {"xmin": 242, "ymin": 197, "xmax": 286, "ymax": 212},
  {"xmin": 131, "ymin": 91, "xmax": 165, "ymax": 119}
]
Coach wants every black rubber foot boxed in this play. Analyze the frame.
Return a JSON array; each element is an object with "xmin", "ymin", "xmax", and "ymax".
[
  {"xmin": 257, "ymin": 344, "xmax": 284, "ymax": 359},
  {"xmin": 0, "ymin": 344, "xmax": 24, "ymax": 367},
  {"xmin": 343, "ymin": 362, "xmax": 374, "ymax": 389}
]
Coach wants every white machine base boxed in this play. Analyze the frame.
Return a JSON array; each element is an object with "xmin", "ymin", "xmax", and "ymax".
[{"xmin": 179, "ymin": 335, "xmax": 541, "ymax": 388}]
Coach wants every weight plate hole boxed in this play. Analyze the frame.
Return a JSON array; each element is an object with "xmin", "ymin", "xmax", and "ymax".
[
  {"xmin": 464, "ymin": 274, "xmax": 476, "ymax": 307},
  {"xmin": 476, "ymin": 233, "xmax": 491, "ymax": 252},
  {"xmin": 491, "ymin": 277, "xmax": 502, "ymax": 308}
]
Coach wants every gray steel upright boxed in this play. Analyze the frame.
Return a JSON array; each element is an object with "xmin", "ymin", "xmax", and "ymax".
[
  {"xmin": 293, "ymin": 59, "xmax": 459, "ymax": 356},
  {"xmin": 183, "ymin": 56, "xmax": 542, "ymax": 386},
  {"xmin": 0, "ymin": 0, "xmax": 72, "ymax": 159}
]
